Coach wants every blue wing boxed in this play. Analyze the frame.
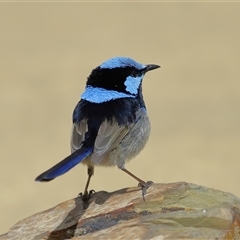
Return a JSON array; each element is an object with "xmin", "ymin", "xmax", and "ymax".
[{"xmin": 35, "ymin": 146, "xmax": 93, "ymax": 182}]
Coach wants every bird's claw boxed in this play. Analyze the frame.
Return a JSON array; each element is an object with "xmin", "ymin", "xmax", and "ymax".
[
  {"xmin": 138, "ymin": 181, "xmax": 153, "ymax": 201},
  {"xmin": 78, "ymin": 189, "xmax": 95, "ymax": 208}
]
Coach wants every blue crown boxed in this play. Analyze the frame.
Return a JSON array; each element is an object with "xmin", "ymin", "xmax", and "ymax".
[{"xmin": 100, "ymin": 57, "xmax": 146, "ymax": 70}]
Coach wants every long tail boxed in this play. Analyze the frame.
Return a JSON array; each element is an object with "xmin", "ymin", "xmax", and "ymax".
[{"xmin": 35, "ymin": 147, "xmax": 93, "ymax": 182}]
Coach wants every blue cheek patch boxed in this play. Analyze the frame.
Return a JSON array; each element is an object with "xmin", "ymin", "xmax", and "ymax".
[
  {"xmin": 124, "ymin": 75, "xmax": 142, "ymax": 95},
  {"xmin": 100, "ymin": 57, "xmax": 146, "ymax": 70},
  {"xmin": 81, "ymin": 86, "xmax": 135, "ymax": 103}
]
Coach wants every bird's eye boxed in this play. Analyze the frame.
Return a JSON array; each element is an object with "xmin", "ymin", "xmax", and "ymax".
[{"xmin": 131, "ymin": 70, "xmax": 139, "ymax": 77}]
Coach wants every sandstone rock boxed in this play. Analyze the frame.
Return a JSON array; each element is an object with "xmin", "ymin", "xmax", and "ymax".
[{"xmin": 2, "ymin": 182, "xmax": 240, "ymax": 239}]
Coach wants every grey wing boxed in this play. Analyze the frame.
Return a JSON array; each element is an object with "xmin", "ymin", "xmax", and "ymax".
[
  {"xmin": 91, "ymin": 120, "xmax": 131, "ymax": 164},
  {"xmin": 70, "ymin": 109, "xmax": 144, "ymax": 164},
  {"xmin": 70, "ymin": 119, "xmax": 88, "ymax": 153},
  {"xmin": 70, "ymin": 118, "xmax": 130, "ymax": 160}
]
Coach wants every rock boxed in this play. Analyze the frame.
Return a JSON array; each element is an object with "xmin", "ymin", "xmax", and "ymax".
[{"xmin": 2, "ymin": 182, "xmax": 240, "ymax": 240}]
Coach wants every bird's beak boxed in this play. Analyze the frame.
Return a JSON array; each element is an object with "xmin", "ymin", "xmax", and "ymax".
[{"xmin": 144, "ymin": 64, "xmax": 160, "ymax": 73}]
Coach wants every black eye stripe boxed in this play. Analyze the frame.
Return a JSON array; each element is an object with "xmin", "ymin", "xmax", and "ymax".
[
  {"xmin": 87, "ymin": 67, "xmax": 142, "ymax": 94},
  {"xmin": 131, "ymin": 70, "xmax": 144, "ymax": 77}
]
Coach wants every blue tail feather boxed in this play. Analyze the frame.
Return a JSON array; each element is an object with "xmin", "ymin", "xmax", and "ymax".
[{"xmin": 35, "ymin": 147, "xmax": 93, "ymax": 182}]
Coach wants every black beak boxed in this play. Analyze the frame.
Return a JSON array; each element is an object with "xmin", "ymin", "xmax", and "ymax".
[{"xmin": 145, "ymin": 64, "xmax": 160, "ymax": 73}]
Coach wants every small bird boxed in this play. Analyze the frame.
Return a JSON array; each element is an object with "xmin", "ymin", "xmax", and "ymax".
[{"xmin": 35, "ymin": 57, "xmax": 160, "ymax": 201}]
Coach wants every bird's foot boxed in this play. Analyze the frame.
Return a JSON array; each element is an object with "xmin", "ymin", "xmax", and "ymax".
[
  {"xmin": 138, "ymin": 181, "xmax": 153, "ymax": 201},
  {"xmin": 78, "ymin": 190, "xmax": 95, "ymax": 209}
]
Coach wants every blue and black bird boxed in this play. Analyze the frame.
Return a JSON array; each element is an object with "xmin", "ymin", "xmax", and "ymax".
[{"xmin": 35, "ymin": 57, "xmax": 160, "ymax": 201}]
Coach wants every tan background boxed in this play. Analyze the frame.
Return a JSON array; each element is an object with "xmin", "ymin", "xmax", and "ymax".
[{"xmin": 1, "ymin": 2, "xmax": 240, "ymax": 234}]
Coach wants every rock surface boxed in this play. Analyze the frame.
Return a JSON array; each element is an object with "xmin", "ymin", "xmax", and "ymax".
[{"xmin": 2, "ymin": 182, "xmax": 240, "ymax": 240}]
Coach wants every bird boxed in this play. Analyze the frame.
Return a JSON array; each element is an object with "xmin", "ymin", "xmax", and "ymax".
[{"xmin": 35, "ymin": 56, "xmax": 160, "ymax": 202}]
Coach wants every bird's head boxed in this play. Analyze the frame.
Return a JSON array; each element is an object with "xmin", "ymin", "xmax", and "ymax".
[{"xmin": 82, "ymin": 57, "xmax": 160, "ymax": 103}]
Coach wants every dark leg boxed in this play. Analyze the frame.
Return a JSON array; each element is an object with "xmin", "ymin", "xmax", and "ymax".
[
  {"xmin": 121, "ymin": 168, "xmax": 153, "ymax": 201},
  {"xmin": 83, "ymin": 166, "xmax": 94, "ymax": 198},
  {"xmin": 121, "ymin": 168, "xmax": 145, "ymax": 185},
  {"xmin": 79, "ymin": 166, "xmax": 94, "ymax": 207}
]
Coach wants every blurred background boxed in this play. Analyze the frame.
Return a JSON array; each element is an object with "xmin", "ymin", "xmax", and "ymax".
[{"xmin": 1, "ymin": 2, "xmax": 240, "ymax": 234}]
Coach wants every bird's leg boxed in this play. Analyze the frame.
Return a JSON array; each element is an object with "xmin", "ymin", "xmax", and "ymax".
[
  {"xmin": 83, "ymin": 166, "xmax": 94, "ymax": 197},
  {"xmin": 79, "ymin": 166, "xmax": 95, "ymax": 207},
  {"xmin": 121, "ymin": 168, "xmax": 145, "ymax": 185},
  {"xmin": 121, "ymin": 168, "xmax": 153, "ymax": 201}
]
